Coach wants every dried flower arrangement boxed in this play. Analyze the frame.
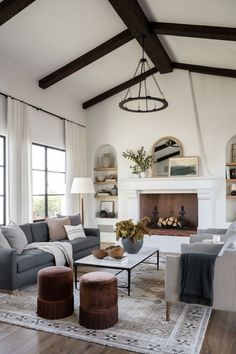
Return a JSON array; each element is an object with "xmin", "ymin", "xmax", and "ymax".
[{"xmin": 115, "ymin": 217, "xmax": 151, "ymax": 242}]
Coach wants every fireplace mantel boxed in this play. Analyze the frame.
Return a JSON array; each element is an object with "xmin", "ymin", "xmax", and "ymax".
[{"xmin": 119, "ymin": 177, "xmax": 218, "ymax": 229}]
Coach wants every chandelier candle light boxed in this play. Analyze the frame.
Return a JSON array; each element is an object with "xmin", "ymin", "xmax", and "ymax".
[
  {"xmin": 70, "ymin": 177, "xmax": 95, "ymax": 225},
  {"xmin": 119, "ymin": 37, "xmax": 168, "ymax": 113}
]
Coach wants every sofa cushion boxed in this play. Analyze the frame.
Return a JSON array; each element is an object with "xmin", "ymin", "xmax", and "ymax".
[
  {"xmin": 17, "ymin": 249, "xmax": 54, "ymax": 273},
  {"xmin": 64, "ymin": 224, "xmax": 86, "ymax": 240},
  {"xmin": 46, "ymin": 217, "xmax": 70, "ymax": 241},
  {"xmin": 20, "ymin": 223, "xmax": 33, "ymax": 243},
  {"xmin": 57, "ymin": 213, "xmax": 81, "ymax": 226},
  {"xmin": 0, "ymin": 232, "xmax": 11, "ymax": 249},
  {"xmin": 61, "ymin": 236, "xmax": 98, "ymax": 254},
  {"xmin": 1, "ymin": 222, "xmax": 28, "ymax": 254},
  {"xmin": 30, "ymin": 222, "xmax": 49, "ymax": 242}
]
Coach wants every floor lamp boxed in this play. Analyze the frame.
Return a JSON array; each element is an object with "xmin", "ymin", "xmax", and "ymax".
[{"xmin": 70, "ymin": 177, "xmax": 95, "ymax": 225}]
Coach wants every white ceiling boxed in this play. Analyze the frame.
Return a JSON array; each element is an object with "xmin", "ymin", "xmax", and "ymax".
[{"xmin": 0, "ymin": 0, "xmax": 235, "ymax": 104}]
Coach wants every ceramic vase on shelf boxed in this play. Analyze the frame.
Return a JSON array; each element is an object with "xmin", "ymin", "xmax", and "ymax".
[
  {"xmin": 101, "ymin": 153, "xmax": 112, "ymax": 168},
  {"xmin": 121, "ymin": 238, "xmax": 143, "ymax": 254},
  {"xmin": 110, "ymin": 184, "xmax": 118, "ymax": 196}
]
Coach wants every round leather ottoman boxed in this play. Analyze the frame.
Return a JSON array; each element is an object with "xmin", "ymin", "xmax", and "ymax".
[
  {"xmin": 37, "ymin": 266, "xmax": 74, "ymax": 319},
  {"xmin": 79, "ymin": 271, "xmax": 118, "ymax": 329}
]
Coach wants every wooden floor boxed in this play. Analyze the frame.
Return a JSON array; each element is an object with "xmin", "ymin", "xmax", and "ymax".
[{"xmin": 0, "ymin": 310, "xmax": 235, "ymax": 354}]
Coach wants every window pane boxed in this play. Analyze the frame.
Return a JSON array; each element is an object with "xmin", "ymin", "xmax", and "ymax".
[
  {"xmin": 32, "ymin": 145, "xmax": 45, "ymax": 170},
  {"xmin": 48, "ymin": 148, "xmax": 65, "ymax": 172},
  {"xmin": 0, "ymin": 196, "xmax": 3, "ymax": 225},
  {"xmin": 33, "ymin": 171, "xmax": 45, "ymax": 194},
  {"xmin": 33, "ymin": 196, "xmax": 45, "ymax": 220},
  {"xmin": 48, "ymin": 195, "xmax": 65, "ymax": 217},
  {"xmin": 0, "ymin": 167, "xmax": 3, "ymax": 195},
  {"xmin": 0, "ymin": 138, "xmax": 4, "ymax": 166},
  {"xmin": 48, "ymin": 172, "xmax": 65, "ymax": 194}
]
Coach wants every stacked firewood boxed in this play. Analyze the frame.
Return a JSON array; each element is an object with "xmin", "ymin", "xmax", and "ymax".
[{"xmin": 158, "ymin": 216, "xmax": 182, "ymax": 228}]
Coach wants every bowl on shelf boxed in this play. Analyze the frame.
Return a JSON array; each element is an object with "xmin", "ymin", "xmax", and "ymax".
[{"xmin": 95, "ymin": 176, "xmax": 106, "ymax": 182}]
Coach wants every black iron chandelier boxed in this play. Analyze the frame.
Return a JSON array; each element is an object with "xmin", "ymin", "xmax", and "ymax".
[{"xmin": 119, "ymin": 38, "xmax": 168, "ymax": 113}]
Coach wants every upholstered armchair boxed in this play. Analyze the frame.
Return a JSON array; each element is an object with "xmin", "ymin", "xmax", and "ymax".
[{"xmin": 165, "ymin": 240, "xmax": 236, "ymax": 321}]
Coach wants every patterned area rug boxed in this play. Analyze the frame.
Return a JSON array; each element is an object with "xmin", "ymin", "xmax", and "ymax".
[{"xmin": 0, "ymin": 256, "xmax": 211, "ymax": 354}]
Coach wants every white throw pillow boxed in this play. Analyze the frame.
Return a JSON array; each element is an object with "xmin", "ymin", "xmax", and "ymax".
[{"xmin": 64, "ymin": 224, "xmax": 86, "ymax": 241}]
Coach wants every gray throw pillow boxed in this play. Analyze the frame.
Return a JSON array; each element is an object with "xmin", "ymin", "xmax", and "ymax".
[
  {"xmin": 225, "ymin": 221, "xmax": 236, "ymax": 239},
  {"xmin": 1, "ymin": 222, "xmax": 28, "ymax": 254},
  {"xmin": 218, "ymin": 234, "xmax": 236, "ymax": 256},
  {"xmin": 56, "ymin": 213, "xmax": 81, "ymax": 226},
  {"xmin": 0, "ymin": 231, "xmax": 11, "ymax": 249}
]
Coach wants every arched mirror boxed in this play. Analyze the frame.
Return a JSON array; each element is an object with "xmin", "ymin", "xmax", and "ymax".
[{"xmin": 152, "ymin": 137, "xmax": 183, "ymax": 176}]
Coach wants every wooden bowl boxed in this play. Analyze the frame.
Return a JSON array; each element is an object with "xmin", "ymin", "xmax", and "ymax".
[
  {"xmin": 92, "ymin": 249, "xmax": 108, "ymax": 259},
  {"xmin": 108, "ymin": 246, "xmax": 124, "ymax": 259}
]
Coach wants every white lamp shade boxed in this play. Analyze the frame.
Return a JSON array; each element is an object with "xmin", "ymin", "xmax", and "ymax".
[{"xmin": 71, "ymin": 177, "xmax": 95, "ymax": 194}]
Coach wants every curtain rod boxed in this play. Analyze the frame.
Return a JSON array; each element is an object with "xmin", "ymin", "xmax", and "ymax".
[{"xmin": 0, "ymin": 91, "xmax": 86, "ymax": 129}]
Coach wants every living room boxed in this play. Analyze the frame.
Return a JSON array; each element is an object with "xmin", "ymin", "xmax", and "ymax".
[{"xmin": 0, "ymin": 0, "xmax": 235, "ymax": 353}]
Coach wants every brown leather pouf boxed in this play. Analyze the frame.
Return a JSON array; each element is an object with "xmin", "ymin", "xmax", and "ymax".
[
  {"xmin": 37, "ymin": 266, "xmax": 74, "ymax": 319},
  {"xmin": 79, "ymin": 271, "xmax": 118, "ymax": 329}
]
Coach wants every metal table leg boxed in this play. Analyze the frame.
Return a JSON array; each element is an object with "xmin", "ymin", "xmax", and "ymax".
[
  {"xmin": 74, "ymin": 264, "xmax": 78, "ymax": 289},
  {"xmin": 157, "ymin": 249, "xmax": 159, "ymax": 270},
  {"xmin": 127, "ymin": 269, "xmax": 131, "ymax": 296}
]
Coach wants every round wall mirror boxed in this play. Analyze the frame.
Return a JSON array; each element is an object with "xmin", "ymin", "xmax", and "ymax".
[{"xmin": 152, "ymin": 137, "xmax": 183, "ymax": 176}]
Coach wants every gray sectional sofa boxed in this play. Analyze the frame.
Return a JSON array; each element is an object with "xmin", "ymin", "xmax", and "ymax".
[{"xmin": 0, "ymin": 221, "xmax": 100, "ymax": 291}]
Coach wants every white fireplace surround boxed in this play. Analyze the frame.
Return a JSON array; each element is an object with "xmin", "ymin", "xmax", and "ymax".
[{"xmin": 119, "ymin": 177, "xmax": 218, "ymax": 229}]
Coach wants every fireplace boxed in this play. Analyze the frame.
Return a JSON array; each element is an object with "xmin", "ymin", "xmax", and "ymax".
[
  {"xmin": 140, "ymin": 193, "xmax": 198, "ymax": 235},
  {"xmin": 119, "ymin": 177, "xmax": 217, "ymax": 232}
]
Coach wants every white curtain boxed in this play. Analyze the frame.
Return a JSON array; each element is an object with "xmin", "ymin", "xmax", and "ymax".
[
  {"xmin": 65, "ymin": 120, "xmax": 86, "ymax": 215},
  {"xmin": 7, "ymin": 97, "xmax": 32, "ymax": 224}
]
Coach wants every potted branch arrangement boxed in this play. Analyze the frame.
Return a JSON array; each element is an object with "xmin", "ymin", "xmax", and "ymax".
[
  {"xmin": 115, "ymin": 217, "xmax": 151, "ymax": 254},
  {"xmin": 122, "ymin": 146, "xmax": 153, "ymax": 178}
]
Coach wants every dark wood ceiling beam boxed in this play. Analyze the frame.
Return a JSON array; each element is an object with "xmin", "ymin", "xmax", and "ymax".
[
  {"xmin": 83, "ymin": 67, "xmax": 157, "ymax": 109},
  {"xmin": 39, "ymin": 29, "xmax": 133, "ymax": 89},
  {"xmin": 172, "ymin": 62, "xmax": 236, "ymax": 78},
  {"xmin": 108, "ymin": 0, "xmax": 172, "ymax": 74},
  {"xmin": 151, "ymin": 22, "xmax": 236, "ymax": 41},
  {"xmin": 0, "ymin": 0, "xmax": 35, "ymax": 26}
]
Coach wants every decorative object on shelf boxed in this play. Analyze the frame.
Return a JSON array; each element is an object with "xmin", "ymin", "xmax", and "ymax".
[
  {"xmin": 100, "ymin": 200, "xmax": 114, "ymax": 214},
  {"xmin": 115, "ymin": 217, "xmax": 150, "ymax": 254},
  {"xmin": 101, "ymin": 153, "xmax": 112, "ymax": 168},
  {"xmin": 99, "ymin": 210, "xmax": 108, "ymax": 218},
  {"xmin": 92, "ymin": 249, "xmax": 108, "ymax": 259},
  {"xmin": 70, "ymin": 177, "xmax": 95, "ymax": 225},
  {"xmin": 231, "ymin": 184, "xmax": 236, "ymax": 196},
  {"xmin": 232, "ymin": 144, "xmax": 236, "ymax": 163},
  {"xmin": 169, "ymin": 156, "xmax": 199, "ymax": 177},
  {"xmin": 110, "ymin": 184, "xmax": 118, "ymax": 196},
  {"xmin": 107, "ymin": 212, "xmax": 115, "ymax": 218},
  {"xmin": 119, "ymin": 36, "xmax": 168, "ymax": 113},
  {"xmin": 152, "ymin": 137, "xmax": 183, "ymax": 177},
  {"xmin": 95, "ymin": 176, "xmax": 106, "ymax": 182},
  {"xmin": 122, "ymin": 146, "xmax": 153, "ymax": 176},
  {"xmin": 230, "ymin": 168, "xmax": 236, "ymax": 179}
]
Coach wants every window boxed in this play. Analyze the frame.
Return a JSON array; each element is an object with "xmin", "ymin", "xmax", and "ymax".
[
  {"xmin": 32, "ymin": 143, "xmax": 66, "ymax": 220},
  {"xmin": 0, "ymin": 136, "xmax": 6, "ymax": 225}
]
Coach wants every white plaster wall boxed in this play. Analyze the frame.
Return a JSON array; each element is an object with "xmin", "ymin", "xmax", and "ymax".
[
  {"xmin": 86, "ymin": 69, "xmax": 236, "ymax": 229},
  {"xmin": 0, "ymin": 57, "xmax": 85, "ymax": 128}
]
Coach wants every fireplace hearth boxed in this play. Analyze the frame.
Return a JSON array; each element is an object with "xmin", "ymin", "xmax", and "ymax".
[{"xmin": 149, "ymin": 205, "xmax": 188, "ymax": 229}]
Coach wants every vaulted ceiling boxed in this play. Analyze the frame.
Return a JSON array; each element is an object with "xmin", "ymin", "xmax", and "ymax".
[{"xmin": 0, "ymin": 0, "xmax": 235, "ymax": 109}]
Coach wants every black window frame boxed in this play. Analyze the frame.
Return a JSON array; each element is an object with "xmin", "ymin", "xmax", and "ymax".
[
  {"xmin": 32, "ymin": 143, "xmax": 66, "ymax": 220},
  {"xmin": 0, "ymin": 135, "xmax": 6, "ymax": 226}
]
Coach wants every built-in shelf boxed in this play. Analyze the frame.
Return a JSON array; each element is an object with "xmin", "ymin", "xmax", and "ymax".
[
  {"xmin": 94, "ymin": 167, "xmax": 117, "ymax": 171},
  {"xmin": 226, "ymin": 195, "xmax": 236, "ymax": 199},
  {"xmin": 226, "ymin": 163, "xmax": 236, "ymax": 166},
  {"xmin": 226, "ymin": 179, "xmax": 236, "ymax": 182},
  {"xmin": 94, "ymin": 195, "xmax": 118, "ymax": 200},
  {"xmin": 94, "ymin": 181, "xmax": 117, "ymax": 185}
]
